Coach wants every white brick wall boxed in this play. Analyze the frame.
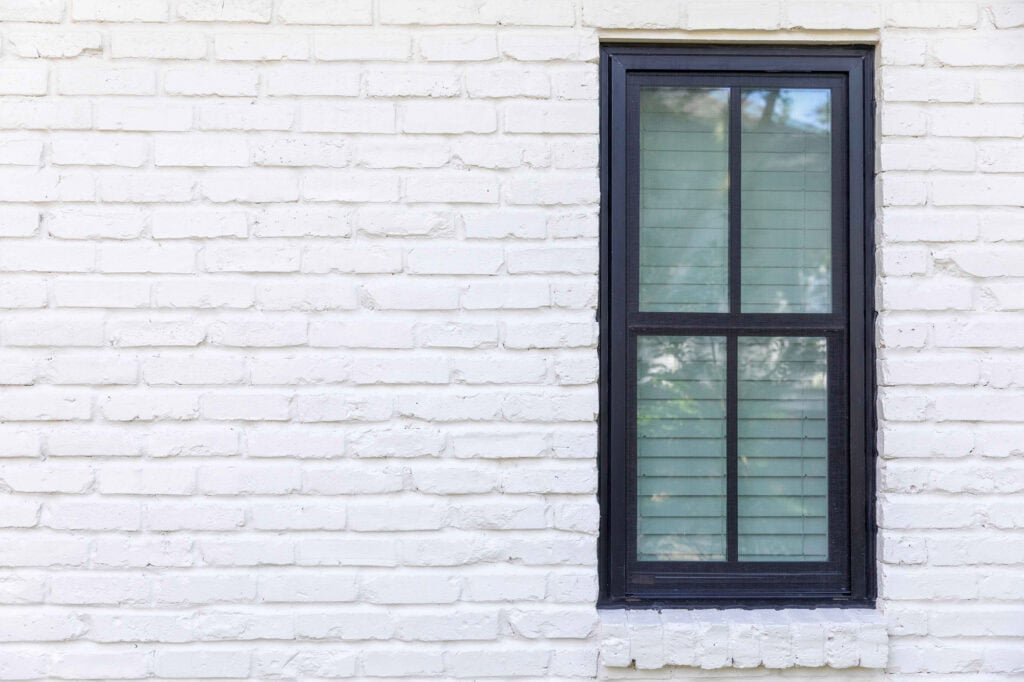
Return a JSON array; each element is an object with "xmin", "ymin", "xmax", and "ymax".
[{"xmin": 0, "ymin": 0, "xmax": 1021, "ymax": 678}]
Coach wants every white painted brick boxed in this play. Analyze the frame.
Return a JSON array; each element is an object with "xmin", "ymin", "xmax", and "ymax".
[
  {"xmin": 46, "ymin": 207, "xmax": 146, "ymax": 240},
  {"xmin": 302, "ymin": 171, "xmax": 399, "ymax": 202},
  {"xmin": 405, "ymin": 172, "xmax": 499, "ymax": 203},
  {"xmin": 111, "ymin": 32, "xmax": 207, "ymax": 59},
  {"xmin": 278, "ymin": 0, "xmax": 372, "ymax": 24},
  {"xmin": 71, "ymin": 0, "xmax": 168, "ymax": 21},
  {"xmin": 202, "ymin": 170, "xmax": 299, "ymax": 203},
  {"xmin": 154, "ymin": 134, "xmax": 248, "ymax": 167},
  {"xmin": 154, "ymin": 651, "xmax": 251, "ymax": 679},
  {"xmin": 0, "ymin": 102, "xmax": 91, "ymax": 131},
  {"xmin": 582, "ymin": 0, "xmax": 683, "ymax": 28},
  {"xmin": 380, "ymin": 0, "xmax": 575, "ymax": 26},
  {"xmin": 95, "ymin": 104, "xmax": 193, "ymax": 132},
  {"xmin": 164, "ymin": 67, "xmax": 259, "ymax": 97},
  {"xmin": 505, "ymin": 102, "xmax": 599, "ymax": 133},
  {"xmin": 8, "ymin": 31, "xmax": 101, "ymax": 58},
  {"xmin": 52, "ymin": 134, "xmax": 149, "ymax": 168},
  {"xmin": 785, "ymin": 1, "xmax": 880, "ymax": 28},
  {"xmin": 501, "ymin": 32, "xmax": 598, "ymax": 62},
  {"xmin": 0, "ymin": 207, "xmax": 40, "ymax": 237},
  {"xmin": 153, "ymin": 279, "xmax": 254, "ymax": 308},
  {"xmin": 366, "ymin": 66, "xmax": 462, "ymax": 97},
  {"xmin": 314, "ymin": 30, "xmax": 411, "ymax": 60},
  {"xmin": 887, "ymin": 2, "xmax": 977, "ymax": 27},
  {"xmin": 266, "ymin": 65, "xmax": 360, "ymax": 96},
  {"xmin": 419, "ymin": 32, "xmax": 498, "ymax": 61},
  {"xmin": 178, "ymin": 0, "xmax": 271, "ymax": 22},
  {"xmin": 0, "ymin": 0, "xmax": 63, "ymax": 21},
  {"xmin": 198, "ymin": 103, "xmax": 294, "ymax": 131},
  {"xmin": 152, "ymin": 209, "xmax": 248, "ymax": 239},
  {"xmin": 933, "ymin": 35, "xmax": 1024, "ymax": 66},
  {"xmin": 57, "ymin": 68, "xmax": 156, "ymax": 96},
  {"xmin": 687, "ymin": 1, "xmax": 781, "ymax": 29},
  {"xmin": 253, "ymin": 136, "xmax": 349, "ymax": 167},
  {"xmin": 0, "ymin": 67, "xmax": 48, "ymax": 96},
  {"xmin": 215, "ymin": 33, "xmax": 309, "ymax": 60},
  {"xmin": 402, "ymin": 102, "xmax": 496, "ymax": 134},
  {"xmin": 300, "ymin": 103, "xmax": 396, "ymax": 133}
]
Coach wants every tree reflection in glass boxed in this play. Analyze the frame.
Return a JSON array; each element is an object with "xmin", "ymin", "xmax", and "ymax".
[
  {"xmin": 640, "ymin": 87, "xmax": 730, "ymax": 313},
  {"xmin": 737, "ymin": 336, "xmax": 828, "ymax": 561},
  {"xmin": 636, "ymin": 336, "xmax": 727, "ymax": 561},
  {"xmin": 741, "ymin": 89, "xmax": 832, "ymax": 313}
]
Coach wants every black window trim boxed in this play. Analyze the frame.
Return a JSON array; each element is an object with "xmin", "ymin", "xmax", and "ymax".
[{"xmin": 598, "ymin": 44, "xmax": 876, "ymax": 609}]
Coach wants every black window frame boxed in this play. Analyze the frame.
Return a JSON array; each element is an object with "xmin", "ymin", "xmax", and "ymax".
[{"xmin": 599, "ymin": 44, "xmax": 876, "ymax": 609}]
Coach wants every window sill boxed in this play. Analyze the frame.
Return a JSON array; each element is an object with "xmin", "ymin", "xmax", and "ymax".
[{"xmin": 598, "ymin": 608, "xmax": 888, "ymax": 670}]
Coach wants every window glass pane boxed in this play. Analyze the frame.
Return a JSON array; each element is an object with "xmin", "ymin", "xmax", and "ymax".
[
  {"xmin": 737, "ymin": 336, "xmax": 828, "ymax": 561},
  {"xmin": 637, "ymin": 335, "xmax": 727, "ymax": 561},
  {"xmin": 640, "ymin": 87, "xmax": 729, "ymax": 313},
  {"xmin": 741, "ymin": 89, "xmax": 832, "ymax": 313}
]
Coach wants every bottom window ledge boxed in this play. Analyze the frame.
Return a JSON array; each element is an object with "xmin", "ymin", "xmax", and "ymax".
[{"xmin": 598, "ymin": 608, "xmax": 888, "ymax": 671}]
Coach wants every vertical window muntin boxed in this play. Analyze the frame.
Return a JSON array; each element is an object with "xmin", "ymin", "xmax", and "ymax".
[{"xmin": 602, "ymin": 46, "xmax": 874, "ymax": 607}]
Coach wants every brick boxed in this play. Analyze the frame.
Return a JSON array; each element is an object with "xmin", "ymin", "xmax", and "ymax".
[
  {"xmin": 501, "ymin": 32, "xmax": 598, "ymax": 62},
  {"xmin": 882, "ymin": 68, "xmax": 975, "ymax": 103},
  {"xmin": 46, "ymin": 207, "xmax": 145, "ymax": 240},
  {"xmin": 886, "ymin": 2, "xmax": 977, "ymax": 27},
  {"xmin": 52, "ymin": 134, "xmax": 149, "ymax": 168},
  {"xmin": 315, "ymin": 30, "xmax": 411, "ymax": 60},
  {"xmin": 57, "ymin": 67, "xmax": 156, "ymax": 96},
  {"xmin": 278, "ymin": 0, "xmax": 372, "ymax": 24},
  {"xmin": 177, "ymin": 0, "xmax": 271, "ymax": 22},
  {"xmin": 266, "ymin": 65, "xmax": 360, "ymax": 96},
  {"xmin": 582, "ymin": 0, "xmax": 683, "ymax": 28},
  {"xmin": 153, "ymin": 209, "xmax": 248, "ymax": 239},
  {"xmin": 0, "ymin": 0, "xmax": 63, "ymax": 21},
  {"xmin": 300, "ymin": 103, "xmax": 396, "ymax": 133},
  {"xmin": 505, "ymin": 102, "xmax": 599, "ymax": 133},
  {"xmin": 111, "ymin": 32, "xmax": 207, "ymax": 59},
  {"xmin": 786, "ymin": 1, "xmax": 880, "ymax": 28},
  {"xmin": 198, "ymin": 103, "xmax": 294, "ymax": 131},
  {"xmin": 418, "ymin": 32, "xmax": 498, "ymax": 61},
  {"xmin": 202, "ymin": 170, "xmax": 299, "ymax": 203},
  {"xmin": 95, "ymin": 104, "xmax": 192, "ymax": 132},
  {"xmin": 71, "ymin": 0, "xmax": 168, "ymax": 21},
  {"xmin": 405, "ymin": 173, "xmax": 499, "ymax": 203},
  {"xmin": 215, "ymin": 32, "xmax": 309, "ymax": 60},
  {"xmin": 154, "ymin": 134, "xmax": 249, "ymax": 167},
  {"xmin": 402, "ymin": 102, "xmax": 496, "ymax": 134},
  {"xmin": 165, "ymin": 67, "xmax": 259, "ymax": 96},
  {"xmin": 302, "ymin": 172, "xmax": 399, "ymax": 203},
  {"xmin": 0, "ymin": 66, "xmax": 48, "ymax": 96},
  {"xmin": 687, "ymin": 1, "xmax": 781, "ymax": 29},
  {"xmin": 991, "ymin": 2, "xmax": 1024, "ymax": 28},
  {"xmin": 380, "ymin": 0, "xmax": 574, "ymax": 26},
  {"xmin": 933, "ymin": 35, "xmax": 1024, "ymax": 66}
]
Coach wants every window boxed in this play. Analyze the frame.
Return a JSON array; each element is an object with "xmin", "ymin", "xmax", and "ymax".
[{"xmin": 599, "ymin": 45, "xmax": 875, "ymax": 607}]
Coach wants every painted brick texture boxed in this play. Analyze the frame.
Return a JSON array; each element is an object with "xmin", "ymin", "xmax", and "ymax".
[{"xmin": 0, "ymin": 0, "xmax": 1020, "ymax": 679}]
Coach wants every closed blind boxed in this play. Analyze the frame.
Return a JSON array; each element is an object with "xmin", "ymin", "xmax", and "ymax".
[
  {"xmin": 737, "ymin": 336, "xmax": 828, "ymax": 561},
  {"xmin": 639, "ymin": 87, "xmax": 729, "ymax": 313},
  {"xmin": 636, "ymin": 336, "xmax": 726, "ymax": 561},
  {"xmin": 741, "ymin": 89, "xmax": 832, "ymax": 313}
]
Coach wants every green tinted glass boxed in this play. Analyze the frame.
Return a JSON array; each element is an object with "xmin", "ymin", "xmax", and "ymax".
[
  {"xmin": 737, "ymin": 336, "xmax": 828, "ymax": 561},
  {"xmin": 639, "ymin": 87, "xmax": 729, "ymax": 313},
  {"xmin": 741, "ymin": 89, "xmax": 832, "ymax": 313},
  {"xmin": 637, "ymin": 336, "xmax": 727, "ymax": 561}
]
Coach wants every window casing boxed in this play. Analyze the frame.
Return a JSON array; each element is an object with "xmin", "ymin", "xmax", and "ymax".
[{"xmin": 599, "ymin": 45, "xmax": 875, "ymax": 608}]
